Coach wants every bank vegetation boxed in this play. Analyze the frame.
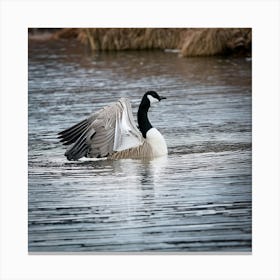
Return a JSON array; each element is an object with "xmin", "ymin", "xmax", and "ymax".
[{"xmin": 29, "ymin": 28, "xmax": 252, "ymax": 57}]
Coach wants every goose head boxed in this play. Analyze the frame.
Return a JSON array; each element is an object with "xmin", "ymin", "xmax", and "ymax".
[{"xmin": 142, "ymin": 91, "xmax": 166, "ymax": 107}]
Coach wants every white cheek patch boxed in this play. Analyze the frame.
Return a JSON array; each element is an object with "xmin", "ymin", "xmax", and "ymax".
[{"xmin": 147, "ymin": 95, "xmax": 159, "ymax": 105}]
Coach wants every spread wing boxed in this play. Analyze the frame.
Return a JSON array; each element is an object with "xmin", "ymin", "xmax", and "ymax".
[{"xmin": 58, "ymin": 98, "xmax": 143, "ymax": 160}]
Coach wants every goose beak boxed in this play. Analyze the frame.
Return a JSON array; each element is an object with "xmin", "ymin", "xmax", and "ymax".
[{"xmin": 159, "ymin": 96, "xmax": 166, "ymax": 101}]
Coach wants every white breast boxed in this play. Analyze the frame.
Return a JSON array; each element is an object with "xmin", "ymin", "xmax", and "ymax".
[{"xmin": 146, "ymin": 128, "xmax": 168, "ymax": 157}]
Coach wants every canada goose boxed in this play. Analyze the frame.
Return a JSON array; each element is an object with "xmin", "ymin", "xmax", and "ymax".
[{"xmin": 58, "ymin": 91, "xmax": 167, "ymax": 160}]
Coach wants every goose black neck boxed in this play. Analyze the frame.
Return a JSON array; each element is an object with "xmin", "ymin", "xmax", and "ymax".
[{"xmin": 137, "ymin": 100, "xmax": 152, "ymax": 138}]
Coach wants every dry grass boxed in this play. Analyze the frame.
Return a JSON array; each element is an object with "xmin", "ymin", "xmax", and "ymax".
[
  {"xmin": 78, "ymin": 28, "xmax": 185, "ymax": 51},
  {"xmin": 50, "ymin": 28, "xmax": 251, "ymax": 57},
  {"xmin": 180, "ymin": 28, "xmax": 251, "ymax": 56}
]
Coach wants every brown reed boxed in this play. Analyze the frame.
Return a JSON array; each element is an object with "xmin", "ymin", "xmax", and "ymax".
[{"xmin": 50, "ymin": 28, "xmax": 251, "ymax": 57}]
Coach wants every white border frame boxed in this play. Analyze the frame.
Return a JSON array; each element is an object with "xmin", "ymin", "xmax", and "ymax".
[{"xmin": 1, "ymin": 0, "xmax": 279, "ymax": 279}]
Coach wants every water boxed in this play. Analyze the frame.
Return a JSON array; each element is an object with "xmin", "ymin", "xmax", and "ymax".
[{"xmin": 28, "ymin": 39, "xmax": 252, "ymax": 252}]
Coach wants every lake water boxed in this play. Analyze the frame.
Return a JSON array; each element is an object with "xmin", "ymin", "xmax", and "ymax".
[{"xmin": 28, "ymin": 39, "xmax": 252, "ymax": 253}]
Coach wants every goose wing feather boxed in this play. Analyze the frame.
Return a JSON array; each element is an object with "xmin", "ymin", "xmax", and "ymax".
[{"xmin": 58, "ymin": 98, "xmax": 143, "ymax": 160}]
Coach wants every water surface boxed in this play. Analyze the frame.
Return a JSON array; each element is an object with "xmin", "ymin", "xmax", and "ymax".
[{"xmin": 28, "ymin": 39, "xmax": 252, "ymax": 252}]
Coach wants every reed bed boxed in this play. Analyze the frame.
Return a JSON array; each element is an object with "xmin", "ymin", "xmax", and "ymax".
[
  {"xmin": 79, "ymin": 28, "xmax": 252, "ymax": 57},
  {"xmin": 79, "ymin": 28, "xmax": 184, "ymax": 51},
  {"xmin": 49, "ymin": 28, "xmax": 251, "ymax": 57},
  {"xmin": 180, "ymin": 28, "xmax": 251, "ymax": 56}
]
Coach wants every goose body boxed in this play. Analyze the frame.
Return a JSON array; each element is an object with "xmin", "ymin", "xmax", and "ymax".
[{"xmin": 58, "ymin": 91, "xmax": 167, "ymax": 160}]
